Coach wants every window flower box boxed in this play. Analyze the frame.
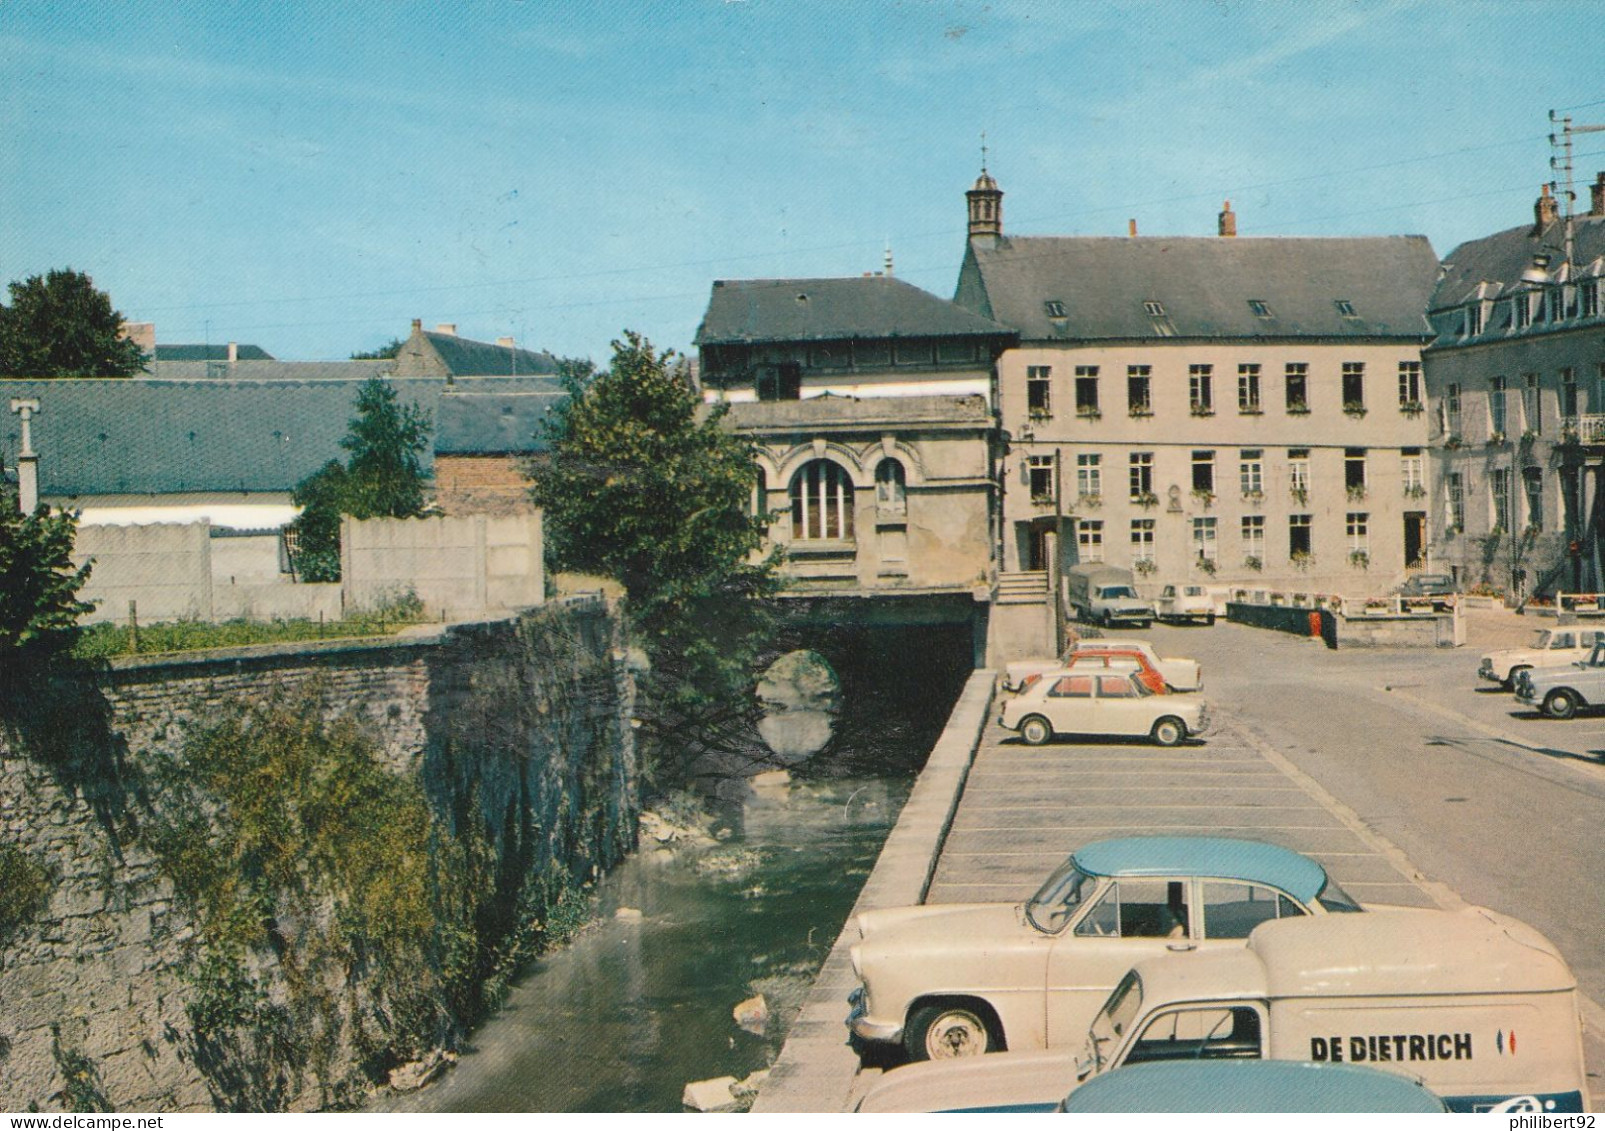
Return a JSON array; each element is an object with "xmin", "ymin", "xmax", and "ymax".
[{"xmin": 1342, "ymin": 401, "xmax": 1367, "ymax": 418}]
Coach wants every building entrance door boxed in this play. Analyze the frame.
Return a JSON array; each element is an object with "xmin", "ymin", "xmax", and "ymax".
[{"xmin": 1404, "ymin": 511, "xmax": 1426, "ymax": 568}]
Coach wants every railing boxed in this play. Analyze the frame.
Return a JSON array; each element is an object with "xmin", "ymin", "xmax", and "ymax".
[{"xmin": 1560, "ymin": 415, "xmax": 1605, "ymax": 443}]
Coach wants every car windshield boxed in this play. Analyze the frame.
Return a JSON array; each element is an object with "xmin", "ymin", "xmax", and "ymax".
[
  {"xmin": 1589, "ymin": 643, "xmax": 1605, "ymax": 667},
  {"xmin": 1080, "ymin": 972, "xmax": 1143, "ymax": 1080},
  {"xmin": 1101, "ymin": 586, "xmax": 1138, "ymax": 599},
  {"xmin": 1316, "ymin": 876, "xmax": 1362, "ymax": 913},
  {"xmin": 1533, "ymin": 630, "xmax": 1555, "ymax": 649},
  {"xmin": 1026, "ymin": 860, "xmax": 1093, "ymax": 933}
]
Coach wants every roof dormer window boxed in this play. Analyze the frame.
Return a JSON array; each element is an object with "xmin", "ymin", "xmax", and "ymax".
[
  {"xmin": 1334, "ymin": 299, "xmax": 1357, "ymax": 319},
  {"xmin": 1248, "ymin": 299, "xmax": 1273, "ymax": 319},
  {"xmin": 1143, "ymin": 300, "xmax": 1165, "ymax": 317},
  {"xmin": 1044, "ymin": 299, "xmax": 1067, "ymax": 319}
]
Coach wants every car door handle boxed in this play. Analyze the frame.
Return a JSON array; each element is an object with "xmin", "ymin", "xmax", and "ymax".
[{"xmin": 1166, "ymin": 942, "xmax": 1197, "ymax": 952}]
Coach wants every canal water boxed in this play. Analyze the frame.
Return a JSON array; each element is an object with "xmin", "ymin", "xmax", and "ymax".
[{"xmin": 374, "ymin": 623, "xmax": 973, "ymax": 1113}]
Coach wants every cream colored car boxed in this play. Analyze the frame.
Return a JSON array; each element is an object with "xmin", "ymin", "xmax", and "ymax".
[{"xmin": 846, "ymin": 836, "xmax": 1366, "ymax": 1061}]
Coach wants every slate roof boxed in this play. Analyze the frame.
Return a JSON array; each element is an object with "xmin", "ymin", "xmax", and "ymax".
[
  {"xmin": 0, "ymin": 376, "xmax": 561, "ymax": 497},
  {"xmin": 955, "ymin": 235, "xmax": 1439, "ymax": 341},
  {"xmin": 153, "ymin": 343, "xmax": 275, "ymax": 361},
  {"xmin": 1430, "ymin": 215, "xmax": 1605, "ymax": 311},
  {"xmin": 695, "ymin": 275, "xmax": 1016, "ymax": 345},
  {"xmin": 150, "ymin": 359, "xmax": 394, "ymax": 381},
  {"xmin": 392, "ymin": 330, "xmax": 561, "ymax": 377},
  {"xmin": 723, "ymin": 393, "xmax": 992, "ymax": 430},
  {"xmin": 435, "ymin": 391, "xmax": 563, "ymax": 455}
]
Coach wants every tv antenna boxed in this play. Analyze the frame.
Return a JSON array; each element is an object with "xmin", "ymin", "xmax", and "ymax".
[{"xmin": 1549, "ymin": 109, "xmax": 1605, "ymax": 269}]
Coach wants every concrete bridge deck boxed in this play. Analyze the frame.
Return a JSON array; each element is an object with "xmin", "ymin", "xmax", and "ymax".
[{"xmin": 752, "ymin": 673, "xmax": 1447, "ymax": 1112}]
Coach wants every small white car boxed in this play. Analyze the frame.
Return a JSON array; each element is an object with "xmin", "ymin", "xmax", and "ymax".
[
  {"xmin": 1477, "ymin": 627, "xmax": 1605, "ymax": 689},
  {"xmin": 1081, "ymin": 639, "xmax": 1202, "ymax": 692},
  {"xmin": 1514, "ymin": 642, "xmax": 1605, "ymax": 718},
  {"xmin": 999, "ymin": 670, "xmax": 1208, "ymax": 747},
  {"xmin": 846, "ymin": 836, "xmax": 1367, "ymax": 1062},
  {"xmin": 1155, "ymin": 584, "xmax": 1217, "ymax": 626}
]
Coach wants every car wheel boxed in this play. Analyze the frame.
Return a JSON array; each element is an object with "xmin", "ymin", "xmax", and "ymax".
[
  {"xmin": 905, "ymin": 1002, "xmax": 999, "ymax": 1061},
  {"xmin": 1151, "ymin": 717, "xmax": 1186, "ymax": 747},
  {"xmin": 1544, "ymin": 690, "xmax": 1580, "ymax": 720},
  {"xmin": 1019, "ymin": 715, "xmax": 1054, "ymax": 746},
  {"xmin": 1206, "ymin": 613, "xmax": 1217, "ymax": 626},
  {"xmin": 1504, "ymin": 666, "xmax": 1530, "ymax": 691},
  {"xmin": 1101, "ymin": 611, "xmax": 1113, "ymax": 628}
]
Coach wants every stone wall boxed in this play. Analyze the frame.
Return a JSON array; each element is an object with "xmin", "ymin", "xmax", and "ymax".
[{"xmin": 0, "ymin": 598, "xmax": 637, "ymax": 1112}]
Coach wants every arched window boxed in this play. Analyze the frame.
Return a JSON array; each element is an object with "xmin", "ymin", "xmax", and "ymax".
[
  {"xmin": 791, "ymin": 460, "xmax": 855, "ymax": 540},
  {"xmin": 875, "ymin": 458, "xmax": 906, "ymax": 512}
]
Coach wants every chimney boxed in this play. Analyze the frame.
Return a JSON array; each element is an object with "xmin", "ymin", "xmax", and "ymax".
[
  {"xmin": 496, "ymin": 336, "xmax": 516, "ymax": 348},
  {"xmin": 411, "ymin": 318, "xmax": 422, "ymax": 333},
  {"xmin": 1534, "ymin": 183, "xmax": 1559, "ymax": 232},
  {"xmin": 119, "ymin": 321, "xmax": 155, "ymax": 353},
  {"xmin": 227, "ymin": 341, "xmax": 238, "ymax": 363},
  {"xmin": 1218, "ymin": 200, "xmax": 1237, "ymax": 238},
  {"xmin": 1128, "ymin": 218, "xmax": 1138, "ymax": 238},
  {"xmin": 884, "ymin": 245, "xmax": 894, "ymax": 276},
  {"xmin": 1592, "ymin": 172, "xmax": 1605, "ymax": 217},
  {"xmin": 435, "ymin": 323, "xmax": 457, "ymax": 336},
  {"xmin": 9, "ymin": 399, "xmax": 40, "ymax": 514}
]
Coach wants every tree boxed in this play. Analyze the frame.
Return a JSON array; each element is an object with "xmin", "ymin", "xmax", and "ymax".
[
  {"xmin": 289, "ymin": 379, "xmax": 431, "ymax": 581},
  {"xmin": 0, "ymin": 482, "xmax": 94, "ymax": 681},
  {"xmin": 351, "ymin": 337, "xmax": 405, "ymax": 360},
  {"xmin": 528, "ymin": 333, "xmax": 782, "ymax": 782},
  {"xmin": 0, "ymin": 269, "xmax": 148, "ymax": 378}
]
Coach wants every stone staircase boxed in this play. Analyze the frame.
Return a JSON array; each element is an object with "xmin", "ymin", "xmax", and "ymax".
[{"xmin": 995, "ymin": 570, "xmax": 1050, "ymax": 605}]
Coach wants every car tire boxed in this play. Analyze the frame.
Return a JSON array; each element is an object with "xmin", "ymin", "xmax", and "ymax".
[
  {"xmin": 1504, "ymin": 666, "xmax": 1530, "ymax": 691},
  {"xmin": 1544, "ymin": 690, "xmax": 1581, "ymax": 720},
  {"xmin": 1151, "ymin": 717, "xmax": 1186, "ymax": 747},
  {"xmin": 905, "ymin": 1001, "xmax": 1000, "ymax": 1061},
  {"xmin": 1101, "ymin": 611, "xmax": 1113, "ymax": 628},
  {"xmin": 1206, "ymin": 613, "xmax": 1217, "ymax": 626},
  {"xmin": 1020, "ymin": 715, "xmax": 1054, "ymax": 746}
]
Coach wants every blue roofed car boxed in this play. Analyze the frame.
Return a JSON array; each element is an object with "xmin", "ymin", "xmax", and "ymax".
[
  {"xmin": 847, "ymin": 836, "xmax": 1374, "ymax": 1062},
  {"xmin": 1058, "ymin": 1059, "xmax": 1448, "ymax": 1113}
]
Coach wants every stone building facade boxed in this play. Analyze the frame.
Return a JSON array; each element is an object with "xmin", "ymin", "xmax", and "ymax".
[
  {"xmin": 1422, "ymin": 180, "xmax": 1605, "ymax": 596},
  {"xmin": 952, "ymin": 171, "xmax": 1441, "ymax": 597}
]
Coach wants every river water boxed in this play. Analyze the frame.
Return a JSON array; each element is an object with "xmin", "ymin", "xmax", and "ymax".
[{"xmin": 375, "ymin": 623, "xmax": 972, "ymax": 1113}]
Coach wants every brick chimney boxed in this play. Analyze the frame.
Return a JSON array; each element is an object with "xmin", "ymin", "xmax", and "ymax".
[
  {"xmin": 435, "ymin": 323, "xmax": 457, "ymax": 336},
  {"xmin": 1592, "ymin": 171, "xmax": 1605, "ymax": 217},
  {"xmin": 227, "ymin": 341, "xmax": 238, "ymax": 364},
  {"xmin": 1534, "ymin": 183, "xmax": 1559, "ymax": 233},
  {"xmin": 411, "ymin": 318, "xmax": 422, "ymax": 332},
  {"xmin": 496, "ymin": 336, "xmax": 516, "ymax": 348},
  {"xmin": 1128, "ymin": 218, "xmax": 1138, "ymax": 237},
  {"xmin": 9, "ymin": 399, "xmax": 40, "ymax": 514},
  {"xmin": 1218, "ymin": 200, "xmax": 1236, "ymax": 238}
]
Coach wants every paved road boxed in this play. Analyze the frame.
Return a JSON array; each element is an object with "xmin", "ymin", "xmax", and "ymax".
[{"xmin": 927, "ymin": 615, "xmax": 1605, "ymax": 1105}]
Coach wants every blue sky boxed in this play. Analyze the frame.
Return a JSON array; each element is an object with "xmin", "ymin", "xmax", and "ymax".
[{"xmin": 3, "ymin": 1, "xmax": 1602, "ymax": 363}]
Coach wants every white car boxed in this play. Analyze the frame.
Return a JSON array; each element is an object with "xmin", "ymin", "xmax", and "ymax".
[
  {"xmin": 1081, "ymin": 639, "xmax": 1202, "ymax": 692},
  {"xmin": 846, "ymin": 836, "xmax": 1366, "ymax": 1062},
  {"xmin": 999, "ymin": 669, "xmax": 1209, "ymax": 747},
  {"xmin": 1477, "ymin": 627, "xmax": 1605, "ymax": 689},
  {"xmin": 1155, "ymin": 585, "xmax": 1217, "ymax": 626}
]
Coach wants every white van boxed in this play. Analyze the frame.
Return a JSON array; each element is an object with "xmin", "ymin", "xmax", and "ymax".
[{"xmin": 857, "ymin": 907, "xmax": 1588, "ymax": 1113}]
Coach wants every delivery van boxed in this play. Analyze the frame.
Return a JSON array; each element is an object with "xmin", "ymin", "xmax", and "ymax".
[
  {"xmin": 856, "ymin": 907, "xmax": 1588, "ymax": 1113},
  {"xmin": 1065, "ymin": 565, "xmax": 1153, "ymax": 628}
]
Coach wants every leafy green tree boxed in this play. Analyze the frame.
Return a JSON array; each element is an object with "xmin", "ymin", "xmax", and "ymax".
[
  {"xmin": 351, "ymin": 337, "xmax": 405, "ymax": 360},
  {"xmin": 289, "ymin": 379, "xmax": 431, "ymax": 581},
  {"xmin": 0, "ymin": 269, "xmax": 148, "ymax": 378},
  {"xmin": 0, "ymin": 481, "xmax": 95, "ymax": 680},
  {"xmin": 529, "ymin": 333, "xmax": 781, "ymax": 782}
]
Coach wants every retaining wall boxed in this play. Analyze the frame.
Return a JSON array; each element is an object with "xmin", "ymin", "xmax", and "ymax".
[{"xmin": 0, "ymin": 598, "xmax": 636, "ymax": 1112}]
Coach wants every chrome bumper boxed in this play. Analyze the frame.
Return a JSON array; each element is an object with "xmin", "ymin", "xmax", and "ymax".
[{"xmin": 847, "ymin": 987, "xmax": 902, "ymax": 1044}]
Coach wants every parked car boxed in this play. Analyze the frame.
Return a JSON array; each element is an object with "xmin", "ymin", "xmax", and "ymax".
[
  {"xmin": 1514, "ymin": 642, "xmax": 1605, "ymax": 718},
  {"xmin": 1155, "ymin": 584, "xmax": 1217, "ymax": 625},
  {"xmin": 1477, "ymin": 627, "xmax": 1605, "ymax": 689},
  {"xmin": 999, "ymin": 669, "xmax": 1208, "ymax": 747},
  {"xmin": 1004, "ymin": 649, "xmax": 1169, "ymax": 695},
  {"xmin": 1079, "ymin": 638, "xmax": 1202, "ymax": 691},
  {"xmin": 856, "ymin": 906, "xmax": 1583, "ymax": 1114},
  {"xmin": 1065, "ymin": 564, "xmax": 1154, "ymax": 628},
  {"xmin": 846, "ymin": 836, "xmax": 1370, "ymax": 1062},
  {"xmin": 1397, "ymin": 572, "xmax": 1455, "ymax": 598}
]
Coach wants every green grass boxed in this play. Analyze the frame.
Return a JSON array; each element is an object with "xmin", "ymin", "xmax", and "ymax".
[{"xmin": 72, "ymin": 607, "xmax": 429, "ymax": 659}]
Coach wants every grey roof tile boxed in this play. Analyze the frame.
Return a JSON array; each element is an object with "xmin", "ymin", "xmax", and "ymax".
[
  {"xmin": 153, "ymin": 343, "xmax": 275, "ymax": 361},
  {"xmin": 724, "ymin": 393, "xmax": 992, "ymax": 429},
  {"xmin": 695, "ymin": 275, "xmax": 1015, "ymax": 345},
  {"xmin": 0, "ymin": 376, "xmax": 562, "ymax": 497},
  {"xmin": 959, "ymin": 235, "xmax": 1440, "ymax": 341},
  {"xmin": 435, "ymin": 391, "xmax": 563, "ymax": 454},
  {"xmin": 1431, "ymin": 216, "xmax": 1605, "ymax": 310}
]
